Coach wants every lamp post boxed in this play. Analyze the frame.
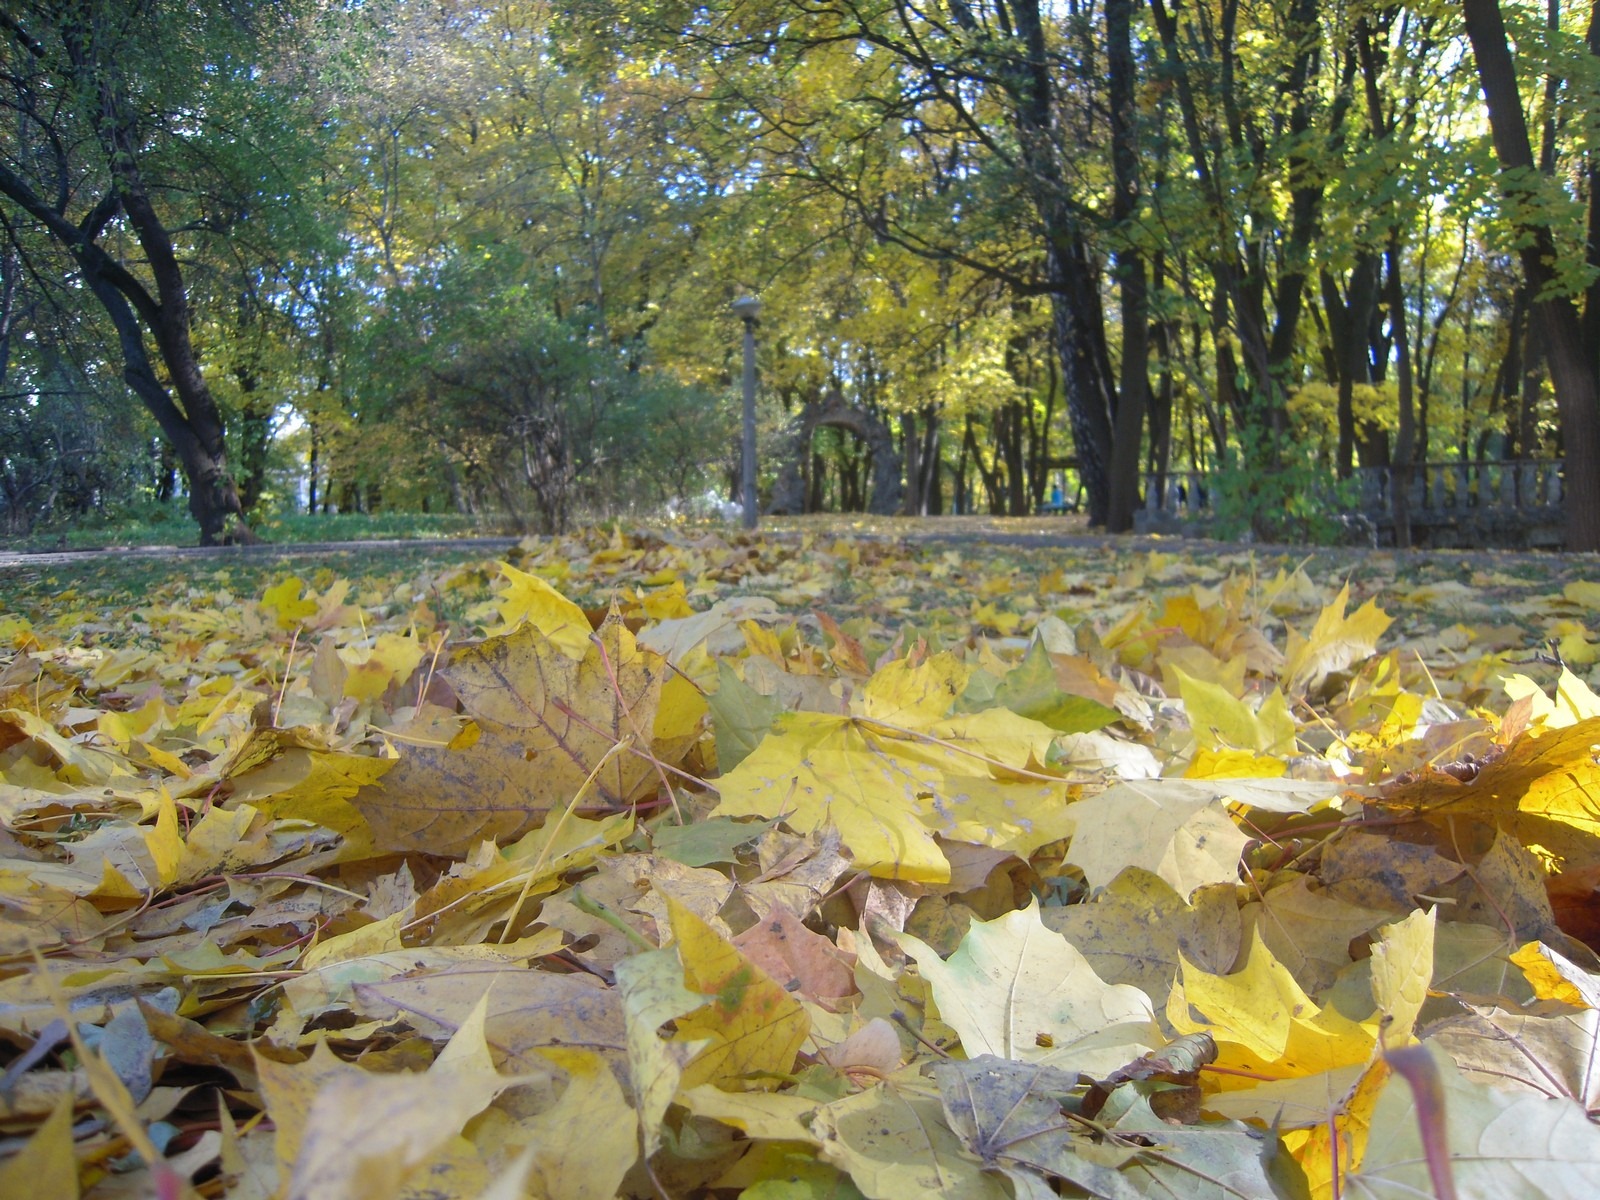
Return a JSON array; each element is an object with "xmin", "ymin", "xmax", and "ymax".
[{"xmin": 731, "ymin": 294, "xmax": 762, "ymax": 530}]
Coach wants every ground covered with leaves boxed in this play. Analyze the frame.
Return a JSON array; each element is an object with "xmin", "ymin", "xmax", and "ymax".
[{"xmin": 5, "ymin": 523, "xmax": 1600, "ymax": 1199}]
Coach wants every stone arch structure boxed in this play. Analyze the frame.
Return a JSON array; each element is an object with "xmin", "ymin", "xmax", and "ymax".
[{"xmin": 768, "ymin": 392, "xmax": 903, "ymax": 515}]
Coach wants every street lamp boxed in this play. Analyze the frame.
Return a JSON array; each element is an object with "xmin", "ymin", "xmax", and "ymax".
[{"xmin": 731, "ymin": 294, "xmax": 762, "ymax": 530}]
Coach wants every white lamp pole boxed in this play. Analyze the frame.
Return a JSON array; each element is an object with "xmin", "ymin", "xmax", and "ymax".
[{"xmin": 731, "ymin": 295, "xmax": 762, "ymax": 529}]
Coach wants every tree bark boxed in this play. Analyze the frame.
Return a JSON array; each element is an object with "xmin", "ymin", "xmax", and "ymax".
[
  {"xmin": 1104, "ymin": 0, "xmax": 1149, "ymax": 533},
  {"xmin": 1001, "ymin": 401, "xmax": 1027, "ymax": 515},
  {"xmin": 1586, "ymin": 0, "xmax": 1600, "ymax": 355},
  {"xmin": 1385, "ymin": 240, "xmax": 1416, "ymax": 548},
  {"xmin": 901, "ymin": 410, "xmax": 922, "ymax": 515},
  {"xmin": 1004, "ymin": 0, "xmax": 1116, "ymax": 525}
]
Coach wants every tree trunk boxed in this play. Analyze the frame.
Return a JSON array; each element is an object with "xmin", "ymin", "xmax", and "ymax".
[
  {"xmin": 919, "ymin": 405, "xmax": 942, "ymax": 515},
  {"xmin": 1001, "ymin": 401, "xmax": 1027, "ymax": 515},
  {"xmin": 1104, "ymin": 0, "xmax": 1148, "ymax": 534},
  {"xmin": 1009, "ymin": 0, "xmax": 1116, "ymax": 525},
  {"xmin": 0, "ymin": 9, "xmax": 255, "ymax": 546},
  {"xmin": 1586, "ymin": 0, "xmax": 1600, "ymax": 356},
  {"xmin": 901, "ymin": 410, "xmax": 922, "ymax": 515},
  {"xmin": 307, "ymin": 422, "xmax": 320, "ymax": 514},
  {"xmin": 1386, "ymin": 239, "xmax": 1416, "ymax": 549},
  {"xmin": 237, "ymin": 370, "xmax": 273, "ymax": 515},
  {"xmin": 71, "ymin": 258, "xmax": 244, "ymax": 544},
  {"xmin": 955, "ymin": 414, "xmax": 971, "ymax": 514},
  {"xmin": 1462, "ymin": 0, "xmax": 1600, "ymax": 550},
  {"xmin": 1323, "ymin": 257, "xmax": 1381, "ymax": 478},
  {"xmin": 1518, "ymin": 316, "xmax": 1545, "ymax": 464}
]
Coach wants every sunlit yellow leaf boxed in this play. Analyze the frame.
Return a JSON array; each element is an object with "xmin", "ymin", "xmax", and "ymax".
[
  {"xmin": 261, "ymin": 575, "xmax": 318, "ymax": 629},
  {"xmin": 494, "ymin": 562, "xmax": 594, "ymax": 657},
  {"xmin": 1282, "ymin": 584, "xmax": 1391, "ymax": 694},
  {"xmin": 711, "ymin": 711, "xmax": 1073, "ymax": 882},
  {"xmin": 1168, "ymin": 927, "xmax": 1376, "ymax": 1087},
  {"xmin": 141, "ymin": 787, "xmax": 183, "ymax": 889},
  {"xmin": 1185, "ymin": 747, "xmax": 1286, "ymax": 779}
]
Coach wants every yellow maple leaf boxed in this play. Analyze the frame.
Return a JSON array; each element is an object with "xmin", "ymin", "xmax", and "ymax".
[
  {"xmin": 1562, "ymin": 580, "xmax": 1600, "ymax": 611},
  {"xmin": 1281, "ymin": 1060, "xmax": 1391, "ymax": 1200},
  {"xmin": 1168, "ymin": 927, "xmax": 1376, "ymax": 1087},
  {"xmin": 259, "ymin": 998, "xmax": 515, "ymax": 1196},
  {"xmin": 740, "ymin": 619, "xmax": 788, "ymax": 664},
  {"xmin": 354, "ymin": 614, "xmax": 669, "ymax": 855},
  {"xmin": 1282, "ymin": 584, "xmax": 1392, "ymax": 694},
  {"xmin": 711, "ymin": 711, "xmax": 1073, "ymax": 882},
  {"xmin": 260, "ymin": 575, "xmax": 318, "ymax": 629},
  {"xmin": 854, "ymin": 651, "xmax": 971, "ymax": 725},
  {"xmin": 494, "ymin": 562, "xmax": 594, "ymax": 658},
  {"xmin": 1502, "ymin": 666, "xmax": 1600, "ymax": 728},
  {"xmin": 1549, "ymin": 619, "xmax": 1600, "ymax": 665},
  {"xmin": 971, "ymin": 601, "xmax": 1021, "ymax": 637},
  {"xmin": 637, "ymin": 579, "xmax": 695, "ymax": 620},
  {"xmin": 1369, "ymin": 908, "xmax": 1435, "ymax": 1049},
  {"xmin": 1382, "ymin": 713, "xmax": 1600, "ymax": 871},
  {"xmin": 1510, "ymin": 941, "xmax": 1597, "ymax": 1007},
  {"xmin": 141, "ymin": 787, "xmax": 183, "ymax": 888},
  {"xmin": 516, "ymin": 1047, "xmax": 640, "ymax": 1200},
  {"xmin": 0, "ymin": 1092, "xmax": 75, "ymax": 1198},
  {"xmin": 0, "ymin": 614, "xmax": 35, "ymax": 650},
  {"xmin": 340, "ymin": 631, "xmax": 426, "ymax": 703},
  {"xmin": 669, "ymin": 894, "xmax": 809, "ymax": 1090},
  {"xmin": 1175, "ymin": 667, "xmax": 1296, "ymax": 755},
  {"xmin": 1185, "ymin": 747, "xmax": 1286, "ymax": 779}
]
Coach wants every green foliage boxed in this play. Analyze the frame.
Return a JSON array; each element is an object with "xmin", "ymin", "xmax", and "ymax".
[
  {"xmin": 1208, "ymin": 434, "xmax": 1368, "ymax": 546},
  {"xmin": 348, "ymin": 248, "xmax": 735, "ymax": 531}
]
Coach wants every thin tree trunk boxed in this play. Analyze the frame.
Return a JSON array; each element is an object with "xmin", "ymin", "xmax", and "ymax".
[
  {"xmin": 922, "ymin": 410, "xmax": 943, "ymax": 514},
  {"xmin": 1009, "ymin": 0, "xmax": 1116, "ymax": 525},
  {"xmin": 1386, "ymin": 239, "xmax": 1416, "ymax": 548},
  {"xmin": 1002, "ymin": 401, "xmax": 1027, "ymax": 515},
  {"xmin": 1104, "ymin": 0, "xmax": 1149, "ymax": 533}
]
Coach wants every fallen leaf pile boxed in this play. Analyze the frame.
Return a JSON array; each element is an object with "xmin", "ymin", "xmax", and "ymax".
[{"xmin": 5, "ymin": 524, "xmax": 1600, "ymax": 1198}]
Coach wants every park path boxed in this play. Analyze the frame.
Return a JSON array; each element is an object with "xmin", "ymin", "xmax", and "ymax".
[
  {"xmin": 2, "ymin": 515, "xmax": 1594, "ymax": 574},
  {"xmin": 0, "ymin": 536, "xmax": 524, "ymax": 572}
]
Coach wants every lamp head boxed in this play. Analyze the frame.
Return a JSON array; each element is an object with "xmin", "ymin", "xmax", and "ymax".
[{"xmin": 731, "ymin": 294, "xmax": 762, "ymax": 323}]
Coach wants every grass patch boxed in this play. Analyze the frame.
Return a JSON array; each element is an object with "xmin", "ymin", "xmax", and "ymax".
[
  {"xmin": 253, "ymin": 510, "xmax": 509, "ymax": 544},
  {"xmin": 1, "ymin": 506, "xmax": 512, "ymax": 552}
]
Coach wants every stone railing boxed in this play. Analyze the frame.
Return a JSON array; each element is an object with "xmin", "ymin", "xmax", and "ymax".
[
  {"xmin": 1134, "ymin": 459, "xmax": 1566, "ymax": 548},
  {"xmin": 1353, "ymin": 459, "xmax": 1563, "ymax": 516}
]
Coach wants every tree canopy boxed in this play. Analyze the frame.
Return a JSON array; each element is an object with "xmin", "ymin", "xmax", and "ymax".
[{"xmin": 1, "ymin": 0, "xmax": 1597, "ymax": 545}]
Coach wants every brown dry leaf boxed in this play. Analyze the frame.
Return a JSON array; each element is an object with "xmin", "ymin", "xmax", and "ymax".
[
  {"xmin": 1428, "ymin": 1004, "xmax": 1600, "ymax": 1109},
  {"xmin": 352, "ymin": 613, "xmax": 676, "ymax": 854},
  {"xmin": 1242, "ymin": 874, "xmax": 1397, "ymax": 993},
  {"xmin": 733, "ymin": 904, "xmax": 858, "ymax": 1010},
  {"xmin": 354, "ymin": 966, "xmax": 627, "ymax": 1074}
]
